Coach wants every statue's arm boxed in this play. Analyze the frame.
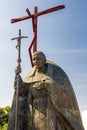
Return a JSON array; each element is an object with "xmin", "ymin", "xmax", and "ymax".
[{"xmin": 7, "ymin": 75, "xmax": 28, "ymax": 130}]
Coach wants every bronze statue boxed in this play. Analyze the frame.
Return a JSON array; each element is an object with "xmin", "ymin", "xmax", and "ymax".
[{"xmin": 7, "ymin": 51, "xmax": 84, "ymax": 130}]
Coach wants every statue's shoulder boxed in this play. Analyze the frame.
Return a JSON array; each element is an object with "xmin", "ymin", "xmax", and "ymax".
[
  {"xmin": 23, "ymin": 60, "xmax": 68, "ymax": 84},
  {"xmin": 46, "ymin": 60, "xmax": 67, "ymax": 79},
  {"xmin": 23, "ymin": 66, "xmax": 36, "ymax": 83}
]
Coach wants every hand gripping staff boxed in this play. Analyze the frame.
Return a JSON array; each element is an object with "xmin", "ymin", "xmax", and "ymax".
[{"xmin": 11, "ymin": 29, "xmax": 28, "ymax": 130}]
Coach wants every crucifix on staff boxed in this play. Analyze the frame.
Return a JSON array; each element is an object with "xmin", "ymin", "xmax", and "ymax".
[
  {"xmin": 11, "ymin": 5, "xmax": 65, "ymax": 66},
  {"xmin": 8, "ymin": 3, "xmax": 85, "ymax": 130},
  {"xmin": 11, "ymin": 5, "xmax": 65, "ymax": 130}
]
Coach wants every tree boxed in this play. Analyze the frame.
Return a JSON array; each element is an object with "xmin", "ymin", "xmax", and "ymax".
[{"xmin": 0, "ymin": 106, "xmax": 10, "ymax": 128}]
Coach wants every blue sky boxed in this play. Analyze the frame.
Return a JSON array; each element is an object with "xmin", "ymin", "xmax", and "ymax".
[{"xmin": 0, "ymin": 0, "xmax": 87, "ymax": 115}]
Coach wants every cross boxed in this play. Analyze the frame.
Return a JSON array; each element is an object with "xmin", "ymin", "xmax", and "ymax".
[
  {"xmin": 11, "ymin": 29, "xmax": 28, "ymax": 130},
  {"xmin": 11, "ymin": 29, "xmax": 28, "ymax": 68},
  {"xmin": 11, "ymin": 5, "xmax": 65, "ymax": 66}
]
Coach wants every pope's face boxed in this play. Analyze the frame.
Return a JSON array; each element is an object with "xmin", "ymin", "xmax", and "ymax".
[{"xmin": 32, "ymin": 53, "xmax": 46, "ymax": 69}]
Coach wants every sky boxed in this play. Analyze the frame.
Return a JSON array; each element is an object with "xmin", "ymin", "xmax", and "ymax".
[{"xmin": 0, "ymin": 0, "xmax": 87, "ymax": 127}]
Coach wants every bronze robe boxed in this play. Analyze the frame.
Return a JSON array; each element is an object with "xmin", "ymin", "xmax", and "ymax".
[{"xmin": 7, "ymin": 62, "xmax": 84, "ymax": 130}]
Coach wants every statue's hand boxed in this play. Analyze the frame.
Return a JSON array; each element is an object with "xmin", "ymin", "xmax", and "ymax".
[{"xmin": 15, "ymin": 66, "xmax": 21, "ymax": 75}]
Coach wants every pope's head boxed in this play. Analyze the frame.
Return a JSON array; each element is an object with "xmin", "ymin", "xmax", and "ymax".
[{"xmin": 32, "ymin": 51, "xmax": 46, "ymax": 71}]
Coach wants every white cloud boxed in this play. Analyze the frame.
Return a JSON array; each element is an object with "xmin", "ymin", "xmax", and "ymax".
[{"xmin": 82, "ymin": 110, "xmax": 87, "ymax": 130}]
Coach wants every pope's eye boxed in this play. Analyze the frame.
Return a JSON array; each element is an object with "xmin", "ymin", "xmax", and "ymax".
[{"xmin": 33, "ymin": 58, "xmax": 39, "ymax": 61}]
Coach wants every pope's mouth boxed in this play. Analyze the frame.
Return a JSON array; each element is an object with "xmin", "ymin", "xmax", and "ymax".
[{"xmin": 34, "ymin": 64, "xmax": 40, "ymax": 67}]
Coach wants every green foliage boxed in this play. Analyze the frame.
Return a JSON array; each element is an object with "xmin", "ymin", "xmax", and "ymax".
[
  {"xmin": 0, "ymin": 106, "xmax": 10, "ymax": 128},
  {"xmin": 0, "ymin": 124, "xmax": 8, "ymax": 130}
]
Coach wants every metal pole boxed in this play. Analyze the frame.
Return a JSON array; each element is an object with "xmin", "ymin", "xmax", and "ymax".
[
  {"xmin": 33, "ymin": 6, "xmax": 38, "ymax": 52},
  {"xmin": 11, "ymin": 29, "xmax": 28, "ymax": 130}
]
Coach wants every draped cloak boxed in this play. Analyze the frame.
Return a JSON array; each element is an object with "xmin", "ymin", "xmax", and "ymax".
[{"xmin": 7, "ymin": 61, "xmax": 84, "ymax": 130}]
